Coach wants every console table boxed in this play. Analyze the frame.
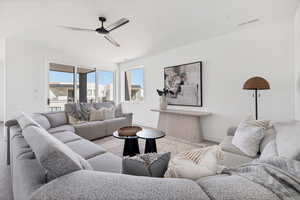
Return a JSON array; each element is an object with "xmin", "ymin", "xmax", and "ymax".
[{"xmin": 150, "ymin": 109, "xmax": 211, "ymax": 142}]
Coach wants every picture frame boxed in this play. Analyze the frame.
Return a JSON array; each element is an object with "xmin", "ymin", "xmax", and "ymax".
[{"xmin": 164, "ymin": 61, "xmax": 202, "ymax": 107}]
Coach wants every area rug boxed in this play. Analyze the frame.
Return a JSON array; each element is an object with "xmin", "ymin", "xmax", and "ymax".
[{"xmin": 93, "ymin": 136, "xmax": 214, "ymax": 157}]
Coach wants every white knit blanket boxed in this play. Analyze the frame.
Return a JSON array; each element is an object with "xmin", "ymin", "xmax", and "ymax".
[{"xmin": 164, "ymin": 145, "xmax": 224, "ymax": 180}]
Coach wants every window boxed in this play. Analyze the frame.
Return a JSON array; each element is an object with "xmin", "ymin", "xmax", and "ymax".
[
  {"xmin": 48, "ymin": 64, "xmax": 75, "ymax": 112},
  {"xmin": 124, "ymin": 68, "xmax": 144, "ymax": 102},
  {"xmin": 97, "ymin": 71, "xmax": 114, "ymax": 102}
]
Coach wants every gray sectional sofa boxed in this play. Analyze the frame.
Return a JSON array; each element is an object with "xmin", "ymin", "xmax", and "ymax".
[{"xmin": 7, "ymin": 112, "xmax": 300, "ymax": 200}]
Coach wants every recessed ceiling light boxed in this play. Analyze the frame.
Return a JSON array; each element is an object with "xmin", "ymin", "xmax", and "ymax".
[{"xmin": 238, "ymin": 19, "xmax": 260, "ymax": 27}]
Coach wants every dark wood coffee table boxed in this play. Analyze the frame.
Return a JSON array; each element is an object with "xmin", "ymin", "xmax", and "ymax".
[
  {"xmin": 113, "ymin": 131, "xmax": 140, "ymax": 157},
  {"xmin": 137, "ymin": 129, "xmax": 165, "ymax": 153}
]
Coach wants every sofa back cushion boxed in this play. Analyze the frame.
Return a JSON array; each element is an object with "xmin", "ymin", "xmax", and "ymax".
[
  {"xmin": 32, "ymin": 113, "xmax": 51, "ymax": 130},
  {"xmin": 23, "ymin": 126, "xmax": 92, "ymax": 181},
  {"xmin": 43, "ymin": 112, "xmax": 68, "ymax": 128},
  {"xmin": 275, "ymin": 121, "xmax": 300, "ymax": 160},
  {"xmin": 17, "ymin": 113, "xmax": 41, "ymax": 130}
]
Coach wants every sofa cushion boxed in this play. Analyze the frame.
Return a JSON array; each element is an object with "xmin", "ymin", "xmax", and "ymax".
[
  {"xmin": 106, "ymin": 117, "xmax": 128, "ymax": 134},
  {"xmin": 17, "ymin": 113, "xmax": 41, "ymax": 130},
  {"xmin": 259, "ymin": 127, "xmax": 276, "ymax": 153},
  {"xmin": 52, "ymin": 131, "xmax": 82, "ymax": 143},
  {"xmin": 275, "ymin": 122, "xmax": 300, "ymax": 160},
  {"xmin": 259, "ymin": 140, "xmax": 278, "ymax": 160},
  {"xmin": 66, "ymin": 139, "xmax": 106, "ymax": 159},
  {"xmin": 22, "ymin": 126, "xmax": 92, "ymax": 181},
  {"xmin": 220, "ymin": 136, "xmax": 256, "ymax": 158},
  {"xmin": 48, "ymin": 125, "xmax": 75, "ymax": 134},
  {"xmin": 73, "ymin": 121, "xmax": 107, "ymax": 140},
  {"xmin": 88, "ymin": 152, "xmax": 122, "ymax": 173},
  {"xmin": 43, "ymin": 112, "xmax": 67, "ymax": 128},
  {"xmin": 31, "ymin": 113, "xmax": 51, "ymax": 130}
]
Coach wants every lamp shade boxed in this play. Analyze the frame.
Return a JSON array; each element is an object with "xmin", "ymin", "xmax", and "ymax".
[{"xmin": 243, "ymin": 76, "xmax": 270, "ymax": 90}]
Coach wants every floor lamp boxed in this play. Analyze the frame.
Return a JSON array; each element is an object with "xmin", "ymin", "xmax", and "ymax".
[{"xmin": 243, "ymin": 76, "xmax": 270, "ymax": 120}]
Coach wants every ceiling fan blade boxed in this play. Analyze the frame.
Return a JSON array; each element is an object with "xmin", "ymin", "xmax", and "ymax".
[
  {"xmin": 106, "ymin": 18, "xmax": 129, "ymax": 32},
  {"xmin": 58, "ymin": 25, "xmax": 95, "ymax": 32},
  {"xmin": 104, "ymin": 34, "xmax": 120, "ymax": 47}
]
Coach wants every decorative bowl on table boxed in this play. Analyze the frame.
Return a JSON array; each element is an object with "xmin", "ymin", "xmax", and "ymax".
[{"xmin": 118, "ymin": 126, "xmax": 142, "ymax": 136}]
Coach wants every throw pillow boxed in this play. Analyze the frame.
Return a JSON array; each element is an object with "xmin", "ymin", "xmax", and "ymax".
[
  {"xmin": 122, "ymin": 152, "xmax": 171, "ymax": 177},
  {"xmin": 80, "ymin": 103, "xmax": 92, "ymax": 121},
  {"xmin": 89, "ymin": 107, "xmax": 106, "ymax": 121},
  {"xmin": 232, "ymin": 117, "xmax": 268, "ymax": 157},
  {"xmin": 23, "ymin": 126, "xmax": 93, "ymax": 181},
  {"xmin": 104, "ymin": 107, "xmax": 115, "ymax": 120},
  {"xmin": 164, "ymin": 146, "xmax": 223, "ymax": 180},
  {"xmin": 68, "ymin": 114, "xmax": 86, "ymax": 125},
  {"xmin": 275, "ymin": 121, "xmax": 300, "ymax": 160},
  {"xmin": 232, "ymin": 126, "xmax": 264, "ymax": 157}
]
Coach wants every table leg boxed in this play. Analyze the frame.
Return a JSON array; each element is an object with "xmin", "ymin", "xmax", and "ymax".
[
  {"xmin": 145, "ymin": 139, "xmax": 157, "ymax": 153},
  {"xmin": 123, "ymin": 138, "xmax": 140, "ymax": 157}
]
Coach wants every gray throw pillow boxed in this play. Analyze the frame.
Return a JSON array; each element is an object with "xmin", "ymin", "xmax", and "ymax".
[
  {"xmin": 23, "ymin": 126, "xmax": 92, "ymax": 181},
  {"xmin": 122, "ymin": 152, "xmax": 171, "ymax": 177},
  {"xmin": 17, "ymin": 113, "xmax": 41, "ymax": 130},
  {"xmin": 275, "ymin": 122, "xmax": 300, "ymax": 160},
  {"xmin": 80, "ymin": 103, "xmax": 92, "ymax": 121}
]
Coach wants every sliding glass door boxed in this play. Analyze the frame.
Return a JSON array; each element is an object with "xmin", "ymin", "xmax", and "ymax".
[
  {"xmin": 97, "ymin": 70, "xmax": 114, "ymax": 102},
  {"xmin": 48, "ymin": 63, "xmax": 75, "ymax": 112},
  {"xmin": 48, "ymin": 64, "xmax": 114, "ymax": 111},
  {"xmin": 76, "ymin": 67, "xmax": 96, "ymax": 103}
]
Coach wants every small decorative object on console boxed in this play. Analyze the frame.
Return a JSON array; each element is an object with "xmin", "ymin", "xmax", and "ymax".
[
  {"xmin": 156, "ymin": 88, "xmax": 174, "ymax": 110},
  {"xmin": 118, "ymin": 126, "xmax": 142, "ymax": 136}
]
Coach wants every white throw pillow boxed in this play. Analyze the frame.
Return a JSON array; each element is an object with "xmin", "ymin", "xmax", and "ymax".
[
  {"xmin": 275, "ymin": 121, "xmax": 300, "ymax": 160},
  {"xmin": 232, "ymin": 118, "xmax": 266, "ymax": 157},
  {"xmin": 164, "ymin": 146, "xmax": 224, "ymax": 180},
  {"xmin": 89, "ymin": 108, "xmax": 106, "ymax": 121}
]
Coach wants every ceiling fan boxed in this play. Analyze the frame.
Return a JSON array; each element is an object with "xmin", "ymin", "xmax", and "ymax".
[{"xmin": 60, "ymin": 17, "xmax": 129, "ymax": 47}]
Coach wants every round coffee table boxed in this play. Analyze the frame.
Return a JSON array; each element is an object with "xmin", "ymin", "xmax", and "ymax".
[
  {"xmin": 136, "ymin": 129, "xmax": 165, "ymax": 153},
  {"xmin": 113, "ymin": 131, "xmax": 140, "ymax": 157}
]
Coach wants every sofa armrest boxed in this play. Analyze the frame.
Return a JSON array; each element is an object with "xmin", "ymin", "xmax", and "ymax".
[
  {"xmin": 227, "ymin": 126, "xmax": 237, "ymax": 136},
  {"xmin": 29, "ymin": 170, "xmax": 206, "ymax": 200},
  {"xmin": 119, "ymin": 113, "xmax": 133, "ymax": 125}
]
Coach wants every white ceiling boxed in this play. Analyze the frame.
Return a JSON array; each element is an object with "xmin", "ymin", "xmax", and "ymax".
[{"xmin": 0, "ymin": 0, "xmax": 299, "ymax": 64}]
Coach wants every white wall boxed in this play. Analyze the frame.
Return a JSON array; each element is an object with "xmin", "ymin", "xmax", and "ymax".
[
  {"xmin": 5, "ymin": 37, "xmax": 117, "ymax": 119},
  {"xmin": 0, "ymin": 38, "xmax": 5, "ymax": 122},
  {"xmin": 120, "ymin": 18, "xmax": 295, "ymax": 142},
  {"xmin": 295, "ymin": 4, "xmax": 300, "ymax": 120}
]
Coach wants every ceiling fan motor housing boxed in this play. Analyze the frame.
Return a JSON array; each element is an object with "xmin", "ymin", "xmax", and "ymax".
[{"xmin": 97, "ymin": 17, "xmax": 109, "ymax": 34}]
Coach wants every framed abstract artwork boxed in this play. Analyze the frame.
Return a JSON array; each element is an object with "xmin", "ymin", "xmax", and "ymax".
[{"xmin": 164, "ymin": 61, "xmax": 202, "ymax": 107}]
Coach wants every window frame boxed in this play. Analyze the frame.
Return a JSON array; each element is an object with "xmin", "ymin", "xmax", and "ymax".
[{"xmin": 122, "ymin": 66, "xmax": 145, "ymax": 103}]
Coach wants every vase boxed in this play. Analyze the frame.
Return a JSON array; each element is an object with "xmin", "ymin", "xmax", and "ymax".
[{"xmin": 160, "ymin": 96, "xmax": 168, "ymax": 110}]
